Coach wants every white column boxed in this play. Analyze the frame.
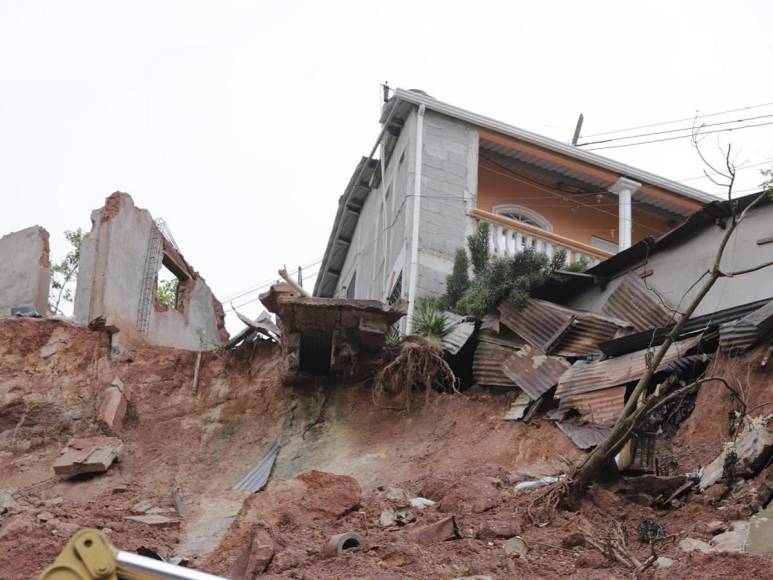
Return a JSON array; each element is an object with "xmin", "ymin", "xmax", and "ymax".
[{"xmin": 609, "ymin": 177, "xmax": 641, "ymax": 251}]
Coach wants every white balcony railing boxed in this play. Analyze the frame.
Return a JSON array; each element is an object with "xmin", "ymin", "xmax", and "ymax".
[{"xmin": 470, "ymin": 208, "xmax": 613, "ymax": 267}]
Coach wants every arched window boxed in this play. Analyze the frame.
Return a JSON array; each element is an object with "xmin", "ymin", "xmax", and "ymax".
[{"xmin": 492, "ymin": 204, "xmax": 553, "ymax": 232}]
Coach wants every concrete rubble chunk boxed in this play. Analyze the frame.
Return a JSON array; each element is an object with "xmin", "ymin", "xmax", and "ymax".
[
  {"xmin": 700, "ymin": 422, "xmax": 773, "ymax": 490},
  {"xmin": 97, "ymin": 385, "xmax": 128, "ymax": 434},
  {"xmin": 654, "ymin": 556, "xmax": 674, "ymax": 568},
  {"xmin": 678, "ymin": 538, "xmax": 713, "ymax": 553},
  {"xmin": 53, "ymin": 437, "xmax": 124, "ymax": 478},
  {"xmin": 710, "ymin": 521, "xmax": 749, "ymax": 553},
  {"xmin": 503, "ymin": 537, "xmax": 528, "ymax": 558},
  {"xmin": 409, "ymin": 497, "xmax": 435, "ymax": 509},
  {"xmin": 125, "ymin": 514, "xmax": 180, "ymax": 527},
  {"xmin": 412, "ymin": 516, "xmax": 461, "ymax": 545},
  {"xmin": 747, "ymin": 507, "xmax": 773, "ymax": 555}
]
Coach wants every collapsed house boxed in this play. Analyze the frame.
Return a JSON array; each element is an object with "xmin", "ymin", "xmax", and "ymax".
[
  {"xmin": 454, "ymin": 192, "xmax": 773, "ymax": 463},
  {"xmin": 260, "ymin": 283, "xmax": 404, "ymax": 383},
  {"xmin": 0, "ymin": 192, "xmax": 227, "ymax": 352},
  {"xmin": 0, "ymin": 226, "xmax": 51, "ymax": 317}
]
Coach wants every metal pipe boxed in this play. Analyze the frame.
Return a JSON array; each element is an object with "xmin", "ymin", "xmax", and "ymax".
[
  {"xmin": 405, "ymin": 104, "xmax": 426, "ymax": 334},
  {"xmin": 116, "ymin": 550, "xmax": 226, "ymax": 580}
]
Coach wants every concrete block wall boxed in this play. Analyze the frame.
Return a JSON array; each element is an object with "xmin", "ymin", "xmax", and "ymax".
[
  {"xmin": 335, "ymin": 112, "xmax": 417, "ymax": 302},
  {"xmin": 74, "ymin": 192, "xmax": 227, "ymax": 351},
  {"xmin": 415, "ymin": 110, "xmax": 478, "ymax": 298},
  {"xmin": 0, "ymin": 226, "xmax": 51, "ymax": 316}
]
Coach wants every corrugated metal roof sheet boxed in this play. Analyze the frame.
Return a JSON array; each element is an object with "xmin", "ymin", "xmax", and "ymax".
[
  {"xmin": 561, "ymin": 385, "xmax": 626, "ymax": 424},
  {"xmin": 601, "ymin": 274, "xmax": 676, "ymax": 333},
  {"xmin": 233, "ymin": 440, "xmax": 280, "ymax": 493},
  {"xmin": 473, "ymin": 338, "xmax": 516, "ymax": 387},
  {"xmin": 720, "ymin": 299, "xmax": 773, "ymax": 355},
  {"xmin": 556, "ymin": 420, "xmax": 614, "ymax": 450},
  {"xmin": 498, "ymin": 299, "xmax": 573, "ymax": 351},
  {"xmin": 552, "ymin": 315, "xmax": 630, "ymax": 357},
  {"xmin": 499, "ymin": 299, "xmax": 630, "ymax": 357},
  {"xmin": 501, "ymin": 346, "xmax": 569, "ymax": 400},
  {"xmin": 441, "ymin": 311, "xmax": 476, "ymax": 355},
  {"xmin": 556, "ymin": 334, "xmax": 703, "ymax": 399}
]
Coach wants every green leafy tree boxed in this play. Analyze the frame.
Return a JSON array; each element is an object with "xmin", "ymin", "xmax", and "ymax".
[
  {"xmin": 157, "ymin": 278, "xmax": 179, "ymax": 307},
  {"xmin": 50, "ymin": 228, "xmax": 84, "ymax": 315},
  {"xmin": 467, "ymin": 221, "xmax": 490, "ymax": 277},
  {"xmin": 444, "ymin": 247, "xmax": 470, "ymax": 311}
]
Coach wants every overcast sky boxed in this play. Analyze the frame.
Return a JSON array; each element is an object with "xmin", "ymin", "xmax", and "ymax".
[{"xmin": 2, "ymin": 1, "xmax": 772, "ymax": 333}]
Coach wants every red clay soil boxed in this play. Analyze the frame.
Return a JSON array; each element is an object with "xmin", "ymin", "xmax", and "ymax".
[{"xmin": 2, "ymin": 318, "xmax": 773, "ymax": 578}]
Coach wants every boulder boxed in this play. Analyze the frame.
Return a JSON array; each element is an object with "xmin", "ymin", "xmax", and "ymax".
[
  {"xmin": 679, "ymin": 538, "xmax": 712, "ymax": 553},
  {"xmin": 747, "ymin": 507, "xmax": 773, "ymax": 555},
  {"xmin": 710, "ymin": 521, "xmax": 749, "ymax": 553},
  {"xmin": 700, "ymin": 423, "xmax": 773, "ymax": 490}
]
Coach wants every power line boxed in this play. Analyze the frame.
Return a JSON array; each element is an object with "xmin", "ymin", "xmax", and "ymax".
[
  {"xmin": 585, "ymin": 120, "xmax": 773, "ymax": 151},
  {"xmin": 677, "ymin": 159, "xmax": 773, "ymax": 183},
  {"xmin": 225, "ymin": 269, "xmax": 322, "ymax": 313},
  {"xmin": 221, "ymin": 257, "xmax": 322, "ymax": 302},
  {"xmin": 577, "ymin": 113, "xmax": 773, "ymax": 147},
  {"xmin": 581, "ymin": 100, "xmax": 773, "ymax": 139}
]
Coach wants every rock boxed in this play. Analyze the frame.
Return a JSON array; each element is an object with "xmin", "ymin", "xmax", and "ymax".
[
  {"xmin": 244, "ymin": 529, "xmax": 275, "ymax": 576},
  {"xmin": 39, "ymin": 342, "xmax": 59, "ymax": 358},
  {"xmin": 700, "ymin": 423, "xmax": 773, "ymax": 490},
  {"xmin": 748, "ymin": 506, "xmax": 773, "ymax": 555},
  {"xmin": 409, "ymin": 497, "xmax": 435, "ymax": 509},
  {"xmin": 322, "ymin": 531, "xmax": 367, "ymax": 557},
  {"xmin": 561, "ymin": 532, "xmax": 586, "ymax": 548},
  {"xmin": 0, "ymin": 488, "xmax": 18, "ymax": 515},
  {"xmin": 379, "ymin": 508, "xmax": 397, "ymax": 528},
  {"xmin": 736, "ymin": 463, "xmax": 773, "ymax": 512},
  {"xmin": 438, "ymin": 476, "xmax": 499, "ymax": 514},
  {"xmin": 476, "ymin": 519, "xmax": 519, "ymax": 541},
  {"xmin": 145, "ymin": 506, "xmax": 171, "ymax": 515},
  {"xmin": 125, "ymin": 514, "xmax": 180, "ymax": 527},
  {"xmin": 132, "ymin": 500, "xmax": 154, "ymax": 514},
  {"xmin": 394, "ymin": 506, "xmax": 416, "ymax": 525},
  {"xmin": 53, "ymin": 437, "xmax": 123, "ymax": 478},
  {"xmin": 679, "ymin": 538, "xmax": 713, "ymax": 553},
  {"xmin": 706, "ymin": 520, "xmax": 728, "ymax": 534},
  {"xmin": 411, "ymin": 516, "xmax": 460, "ymax": 545},
  {"xmin": 710, "ymin": 521, "xmax": 749, "ymax": 552},
  {"xmin": 36, "ymin": 511, "xmax": 54, "ymax": 523},
  {"xmin": 271, "ymin": 548, "xmax": 307, "ymax": 572},
  {"xmin": 575, "ymin": 551, "xmax": 610, "ymax": 569},
  {"xmin": 384, "ymin": 487, "xmax": 409, "ymax": 503},
  {"xmin": 701, "ymin": 484, "xmax": 729, "ymax": 504},
  {"xmin": 654, "ymin": 556, "xmax": 674, "ymax": 568},
  {"xmin": 44, "ymin": 497, "xmax": 63, "ymax": 508},
  {"xmin": 97, "ymin": 385, "xmax": 128, "ymax": 434},
  {"xmin": 502, "ymin": 537, "xmax": 527, "ymax": 558}
]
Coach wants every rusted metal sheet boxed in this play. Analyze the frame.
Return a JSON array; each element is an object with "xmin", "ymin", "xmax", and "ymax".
[
  {"xmin": 601, "ymin": 274, "xmax": 675, "ymax": 332},
  {"xmin": 556, "ymin": 334, "xmax": 703, "ymax": 400},
  {"xmin": 499, "ymin": 298, "xmax": 629, "ymax": 357},
  {"xmin": 473, "ymin": 338, "xmax": 515, "ymax": 387},
  {"xmin": 560, "ymin": 385, "xmax": 626, "ymax": 425},
  {"xmin": 720, "ymin": 299, "xmax": 773, "ymax": 355},
  {"xmin": 498, "ymin": 299, "xmax": 574, "ymax": 351},
  {"xmin": 233, "ymin": 440, "xmax": 280, "ymax": 493},
  {"xmin": 501, "ymin": 346, "xmax": 569, "ymax": 400},
  {"xmin": 502, "ymin": 392, "xmax": 531, "ymax": 420},
  {"xmin": 441, "ymin": 311, "xmax": 476, "ymax": 355},
  {"xmin": 552, "ymin": 315, "xmax": 630, "ymax": 357},
  {"xmin": 556, "ymin": 420, "xmax": 614, "ymax": 450}
]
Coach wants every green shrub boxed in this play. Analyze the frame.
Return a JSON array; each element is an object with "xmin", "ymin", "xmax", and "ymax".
[
  {"xmin": 467, "ymin": 222, "xmax": 490, "ymax": 277},
  {"xmin": 413, "ymin": 296, "xmax": 451, "ymax": 346},
  {"xmin": 444, "ymin": 247, "xmax": 470, "ymax": 311}
]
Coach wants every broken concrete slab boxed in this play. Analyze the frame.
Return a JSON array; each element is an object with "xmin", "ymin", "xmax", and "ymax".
[
  {"xmin": 53, "ymin": 436, "xmax": 124, "ymax": 478},
  {"xmin": 678, "ymin": 537, "xmax": 712, "ymax": 553},
  {"xmin": 411, "ymin": 516, "xmax": 460, "ymax": 545},
  {"xmin": 710, "ymin": 521, "xmax": 749, "ymax": 553},
  {"xmin": 125, "ymin": 514, "xmax": 180, "ymax": 527},
  {"xmin": 700, "ymin": 421, "xmax": 773, "ymax": 490},
  {"xmin": 0, "ymin": 226, "xmax": 50, "ymax": 317},
  {"xmin": 97, "ymin": 384, "xmax": 128, "ymax": 434},
  {"xmin": 747, "ymin": 507, "xmax": 773, "ymax": 555}
]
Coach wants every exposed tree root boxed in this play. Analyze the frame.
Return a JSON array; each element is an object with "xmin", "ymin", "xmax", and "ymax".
[{"xmin": 372, "ymin": 337, "xmax": 459, "ymax": 411}]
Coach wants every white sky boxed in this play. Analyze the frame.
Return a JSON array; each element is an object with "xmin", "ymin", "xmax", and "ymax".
[{"xmin": 2, "ymin": 1, "xmax": 772, "ymax": 333}]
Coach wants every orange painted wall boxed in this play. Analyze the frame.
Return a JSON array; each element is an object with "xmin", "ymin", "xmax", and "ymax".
[{"xmin": 476, "ymin": 159, "xmax": 676, "ymax": 247}]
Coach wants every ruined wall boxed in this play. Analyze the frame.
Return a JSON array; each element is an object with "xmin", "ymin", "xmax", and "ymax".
[
  {"xmin": 0, "ymin": 226, "xmax": 50, "ymax": 316},
  {"xmin": 74, "ymin": 193, "xmax": 227, "ymax": 351},
  {"xmin": 415, "ymin": 110, "xmax": 478, "ymax": 298}
]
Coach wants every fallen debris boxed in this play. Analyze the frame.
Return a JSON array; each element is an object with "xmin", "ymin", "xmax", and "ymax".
[
  {"xmin": 52, "ymin": 437, "xmax": 124, "ymax": 478},
  {"xmin": 322, "ymin": 531, "xmax": 367, "ymax": 557},
  {"xmin": 125, "ymin": 514, "xmax": 181, "ymax": 527},
  {"xmin": 232, "ymin": 440, "xmax": 280, "ymax": 493},
  {"xmin": 700, "ymin": 419, "xmax": 773, "ymax": 490},
  {"xmin": 502, "ymin": 536, "xmax": 528, "ymax": 558},
  {"xmin": 411, "ymin": 516, "xmax": 461, "ymax": 545}
]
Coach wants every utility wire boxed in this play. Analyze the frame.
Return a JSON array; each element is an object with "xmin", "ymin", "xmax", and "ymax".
[
  {"xmin": 577, "ymin": 114, "xmax": 773, "ymax": 147},
  {"xmin": 581, "ymin": 100, "xmax": 773, "ymax": 138},
  {"xmin": 585, "ymin": 120, "xmax": 773, "ymax": 151},
  {"xmin": 221, "ymin": 257, "xmax": 323, "ymax": 302}
]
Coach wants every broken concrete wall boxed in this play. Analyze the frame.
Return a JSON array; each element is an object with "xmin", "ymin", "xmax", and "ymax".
[
  {"xmin": 0, "ymin": 226, "xmax": 50, "ymax": 316},
  {"xmin": 74, "ymin": 192, "xmax": 227, "ymax": 351}
]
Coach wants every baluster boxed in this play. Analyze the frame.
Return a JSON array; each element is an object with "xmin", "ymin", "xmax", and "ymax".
[
  {"xmin": 490, "ymin": 224, "xmax": 499, "ymax": 256},
  {"xmin": 514, "ymin": 231, "xmax": 522, "ymax": 253}
]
